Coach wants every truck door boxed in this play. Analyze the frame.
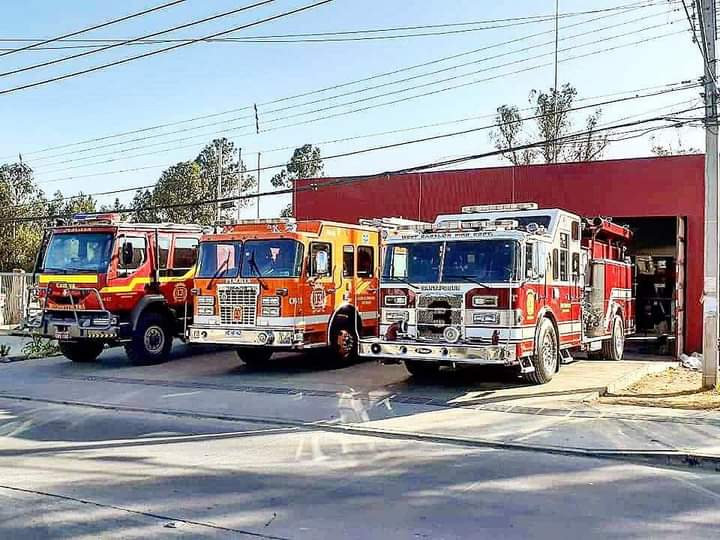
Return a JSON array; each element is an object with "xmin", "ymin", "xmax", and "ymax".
[
  {"xmin": 307, "ymin": 241, "xmax": 336, "ymax": 339},
  {"xmin": 355, "ymin": 244, "xmax": 379, "ymax": 338}
]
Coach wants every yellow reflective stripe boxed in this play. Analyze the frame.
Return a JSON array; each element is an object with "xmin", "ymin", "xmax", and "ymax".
[
  {"xmin": 100, "ymin": 277, "xmax": 151, "ymax": 293},
  {"xmin": 99, "ymin": 269, "xmax": 194, "ymax": 293},
  {"xmin": 159, "ymin": 268, "xmax": 195, "ymax": 283},
  {"xmin": 38, "ymin": 274, "xmax": 97, "ymax": 284}
]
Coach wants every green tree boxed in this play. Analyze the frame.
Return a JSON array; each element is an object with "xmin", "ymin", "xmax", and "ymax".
[
  {"xmin": 650, "ymin": 132, "xmax": 701, "ymax": 156},
  {"xmin": 270, "ymin": 144, "xmax": 324, "ymax": 217},
  {"xmin": 144, "ymin": 138, "xmax": 256, "ymax": 225},
  {"xmin": 491, "ymin": 83, "xmax": 608, "ymax": 165},
  {"xmin": 99, "ymin": 197, "xmax": 125, "ymax": 212},
  {"xmin": 130, "ymin": 189, "xmax": 158, "ymax": 223},
  {"xmin": 0, "ymin": 162, "xmax": 45, "ymax": 271},
  {"xmin": 46, "ymin": 190, "xmax": 97, "ymax": 221}
]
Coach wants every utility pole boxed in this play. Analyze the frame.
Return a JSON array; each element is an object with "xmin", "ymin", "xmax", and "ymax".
[
  {"xmin": 256, "ymin": 152, "xmax": 261, "ymax": 219},
  {"xmin": 216, "ymin": 145, "xmax": 223, "ymax": 223},
  {"xmin": 701, "ymin": 0, "xmax": 719, "ymax": 388}
]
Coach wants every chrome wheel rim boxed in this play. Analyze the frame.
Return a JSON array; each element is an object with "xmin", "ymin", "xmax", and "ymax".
[
  {"xmin": 144, "ymin": 325, "xmax": 165, "ymax": 354},
  {"xmin": 541, "ymin": 330, "xmax": 557, "ymax": 372}
]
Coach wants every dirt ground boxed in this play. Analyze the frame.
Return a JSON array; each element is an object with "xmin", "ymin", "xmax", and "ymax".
[{"xmin": 601, "ymin": 367, "xmax": 720, "ymax": 410}]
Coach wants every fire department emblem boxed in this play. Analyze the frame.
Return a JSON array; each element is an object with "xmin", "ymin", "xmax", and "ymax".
[
  {"xmin": 311, "ymin": 286, "xmax": 326, "ymax": 311},
  {"xmin": 526, "ymin": 291, "xmax": 536, "ymax": 318},
  {"xmin": 173, "ymin": 285, "xmax": 188, "ymax": 302}
]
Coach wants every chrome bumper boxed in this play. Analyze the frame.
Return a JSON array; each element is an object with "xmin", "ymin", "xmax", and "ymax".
[
  {"xmin": 359, "ymin": 339, "xmax": 517, "ymax": 365},
  {"xmin": 187, "ymin": 325, "xmax": 301, "ymax": 347}
]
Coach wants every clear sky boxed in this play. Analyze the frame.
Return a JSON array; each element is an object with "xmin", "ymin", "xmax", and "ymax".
[{"xmin": 0, "ymin": 0, "xmax": 705, "ymax": 218}]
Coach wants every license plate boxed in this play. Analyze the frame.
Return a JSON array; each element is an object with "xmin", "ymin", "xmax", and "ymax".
[
  {"xmin": 55, "ymin": 331, "xmax": 70, "ymax": 340},
  {"xmin": 232, "ymin": 308, "xmax": 244, "ymax": 321}
]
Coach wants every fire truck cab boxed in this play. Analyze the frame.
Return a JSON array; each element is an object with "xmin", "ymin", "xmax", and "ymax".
[
  {"xmin": 29, "ymin": 213, "xmax": 203, "ymax": 364},
  {"xmin": 359, "ymin": 203, "xmax": 635, "ymax": 384},
  {"xmin": 187, "ymin": 219, "xmax": 380, "ymax": 366}
]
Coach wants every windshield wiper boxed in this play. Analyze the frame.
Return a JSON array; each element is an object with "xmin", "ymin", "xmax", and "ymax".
[
  {"xmin": 207, "ymin": 254, "xmax": 232, "ymax": 290},
  {"xmin": 247, "ymin": 251, "xmax": 269, "ymax": 291},
  {"xmin": 443, "ymin": 274, "xmax": 492, "ymax": 289}
]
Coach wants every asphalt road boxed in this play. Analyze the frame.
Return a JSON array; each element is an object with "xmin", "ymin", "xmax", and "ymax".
[{"xmin": 1, "ymin": 345, "xmax": 719, "ymax": 539}]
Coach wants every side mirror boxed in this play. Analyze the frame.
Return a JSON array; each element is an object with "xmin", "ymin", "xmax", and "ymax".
[
  {"xmin": 121, "ymin": 242, "xmax": 134, "ymax": 267},
  {"xmin": 315, "ymin": 251, "xmax": 328, "ymax": 275}
]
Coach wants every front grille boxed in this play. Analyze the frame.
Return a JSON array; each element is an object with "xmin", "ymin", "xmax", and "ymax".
[
  {"xmin": 417, "ymin": 294, "xmax": 462, "ymax": 309},
  {"xmin": 416, "ymin": 293, "xmax": 463, "ymax": 340},
  {"xmin": 218, "ymin": 284, "xmax": 258, "ymax": 326}
]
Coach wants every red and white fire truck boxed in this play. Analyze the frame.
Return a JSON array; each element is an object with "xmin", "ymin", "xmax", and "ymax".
[
  {"xmin": 28, "ymin": 213, "xmax": 203, "ymax": 364},
  {"xmin": 359, "ymin": 203, "xmax": 635, "ymax": 384}
]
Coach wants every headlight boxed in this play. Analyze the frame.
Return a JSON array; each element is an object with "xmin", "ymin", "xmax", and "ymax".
[
  {"xmin": 385, "ymin": 310, "xmax": 409, "ymax": 322},
  {"xmin": 197, "ymin": 306, "xmax": 214, "ymax": 315},
  {"xmin": 261, "ymin": 306, "xmax": 280, "ymax": 317},
  {"xmin": 472, "ymin": 295, "xmax": 498, "ymax": 307},
  {"xmin": 261, "ymin": 296, "xmax": 281, "ymax": 307},
  {"xmin": 473, "ymin": 311, "xmax": 500, "ymax": 325},
  {"xmin": 384, "ymin": 295, "xmax": 407, "ymax": 306},
  {"xmin": 197, "ymin": 296, "xmax": 215, "ymax": 306}
]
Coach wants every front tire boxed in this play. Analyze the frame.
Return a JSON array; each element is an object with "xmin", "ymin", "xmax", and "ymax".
[
  {"xmin": 404, "ymin": 360, "xmax": 440, "ymax": 379},
  {"xmin": 60, "ymin": 341, "xmax": 104, "ymax": 363},
  {"xmin": 602, "ymin": 315, "xmax": 625, "ymax": 361},
  {"xmin": 236, "ymin": 348, "xmax": 273, "ymax": 367},
  {"xmin": 523, "ymin": 318, "xmax": 559, "ymax": 385},
  {"xmin": 124, "ymin": 312, "xmax": 173, "ymax": 365},
  {"xmin": 330, "ymin": 324, "xmax": 358, "ymax": 364}
]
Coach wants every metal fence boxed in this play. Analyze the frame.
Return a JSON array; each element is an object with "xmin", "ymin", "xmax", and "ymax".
[{"xmin": 0, "ymin": 272, "xmax": 35, "ymax": 326}]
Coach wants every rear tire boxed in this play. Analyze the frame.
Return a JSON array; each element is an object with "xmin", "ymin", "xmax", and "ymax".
[
  {"xmin": 60, "ymin": 341, "xmax": 104, "ymax": 363},
  {"xmin": 404, "ymin": 360, "xmax": 440, "ymax": 379},
  {"xmin": 124, "ymin": 312, "xmax": 173, "ymax": 365},
  {"xmin": 237, "ymin": 348, "xmax": 273, "ymax": 367},
  {"xmin": 523, "ymin": 318, "xmax": 558, "ymax": 385},
  {"xmin": 330, "ymin": 324, "xmax": 358, "ymax": 364},
  {"xmin": 602, "ymin": 315, "xmax": 625, "ymax": 361}
]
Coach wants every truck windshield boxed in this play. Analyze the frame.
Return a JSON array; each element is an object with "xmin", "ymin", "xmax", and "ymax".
[
  {"xmin": 196, "ymin": 241, "xmax": 243, "ymax": 279},
  {"xmin": 383, "ymin": 242, "xmax": 443, "ymax": 283},
  {"xmin": 443, "ymin": 240, "xmax": 519, "ymax": 283},
  {"xmin": 240, "ymin": 239, "xmax": 304, "ymax": 278},
  {"xmin": 383, "ymin": 240, "xmax": 519, "ymax": 283},
  {"xmin": 42, "ymin": 232, "xmax": 113, "ymax": 274}
]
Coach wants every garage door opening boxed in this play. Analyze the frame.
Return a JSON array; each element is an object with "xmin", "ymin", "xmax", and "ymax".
[{"xmin": 614, "ymin": 216, "xmax": 684, "ymax": 357}]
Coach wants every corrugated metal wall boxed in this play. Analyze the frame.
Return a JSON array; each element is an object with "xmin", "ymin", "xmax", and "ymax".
[{"xmin": 295, "ymin": 155, "xmax": 705, "ymax": 353}]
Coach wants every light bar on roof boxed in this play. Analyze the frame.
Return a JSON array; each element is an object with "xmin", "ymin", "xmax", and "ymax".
[{"xmin": 461, "ymin": 202, "xmax": 538, "ymax": 213}]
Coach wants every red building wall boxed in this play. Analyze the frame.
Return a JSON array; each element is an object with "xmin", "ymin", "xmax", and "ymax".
[{"xmin": 295, "ymin": 155, "xmax": 705, "ymax": 353}]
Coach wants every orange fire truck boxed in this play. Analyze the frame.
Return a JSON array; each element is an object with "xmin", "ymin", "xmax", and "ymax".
[
  {"xmin": 28, "ymin": 213, "xmax": 203, "ymax": 364},
  {"xmin": 187, "ymin": 219, "xmax": 381, "ymax": 366},
  {"xmin": 360, "ymin": 203, "xmax": 635, "ymax": 384}
]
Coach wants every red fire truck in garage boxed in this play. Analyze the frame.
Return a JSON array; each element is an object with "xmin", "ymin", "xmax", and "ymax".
[
  {"xmin": 359, "ymin": 203, "xmax": 635, "ymax": 384},
  {"xmin": 28, "ymin": 213, "xmax": 203, "ymax": 364}
]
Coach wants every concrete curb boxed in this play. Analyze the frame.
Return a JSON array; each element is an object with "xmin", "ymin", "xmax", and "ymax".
[
  {"xmin": 602, "ymin": 362, "xmax": 676, "ymax": 396},
  {"xmin": 0, "ymin": 392, "xmax": 718, "ymax": 473}
]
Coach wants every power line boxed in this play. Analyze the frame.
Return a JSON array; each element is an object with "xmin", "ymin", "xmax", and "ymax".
[
  {"xmin": 30, "ymin": 82, "xmax": 699, "ymax": 189},
  {"xmin": 2, "ymin": 112, "xmax": 702, "ymax": 224},
  {"xmin": 29, "ymin": 8, "xmax": 683, "ymax": 171},
  {"xmin": 0, "ymin": 1, "xmax": 676, "ymax": 49},
  {"xmin": 0, "ymin": 0, "xmax": 279, "ymax": 79},
  {"xmin": 0, "ymin": 0, "xmax": 335, "ymax": 97},
  {"xmin": 31, "ymin": 23, "xmax": 692, "ymax": 177},
  {"xmin": 0, "ymin": 0, "xmax": 187, "ymax": 58},
  {"xmin": 2, "ymin": 0, "xmax": 668, "ymax": 160},
  {"xmin": 16, "ymin": 87, "xmax": 702, "ymax": 207}
]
